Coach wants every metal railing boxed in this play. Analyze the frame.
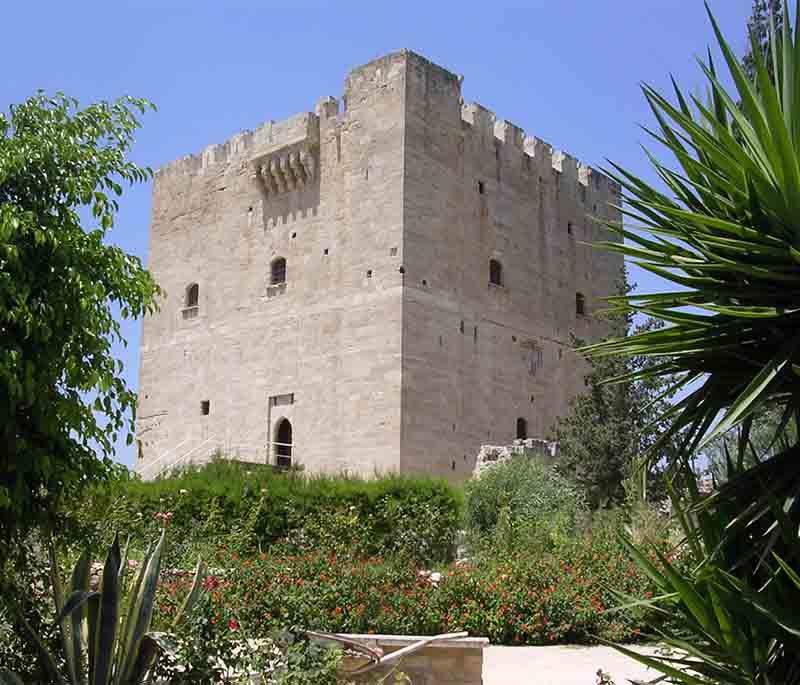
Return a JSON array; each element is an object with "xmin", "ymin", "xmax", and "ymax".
[
  {"xmin": 141, "ymin": 434, "xmax": 217, "ymax": 480},
  {"xmin": 269, "ymin": 440, "xmax": 294, "ymax": 468}
]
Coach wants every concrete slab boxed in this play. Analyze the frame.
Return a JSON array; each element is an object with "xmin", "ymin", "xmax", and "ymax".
[{"xmin": 483, "ymin": 645, "xmax": 659, "ymax": 684}]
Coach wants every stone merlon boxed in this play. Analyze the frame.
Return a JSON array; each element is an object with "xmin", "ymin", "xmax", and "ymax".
[{"xmin": 155, "ymin": 49, "xmax": 619, "ymax": 199}]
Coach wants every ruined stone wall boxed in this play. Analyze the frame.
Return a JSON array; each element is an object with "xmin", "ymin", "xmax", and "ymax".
[
  {"xmin": 136, "ymin": 55, "xmax": 408, "ymax": 477},
  {"xmin": 398, "ymin": 52, "xmax": 622, "ymax": 478}
]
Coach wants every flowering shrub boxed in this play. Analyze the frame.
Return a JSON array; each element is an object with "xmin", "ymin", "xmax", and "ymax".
[
  {"xmin": 153, "ymin": 590, "xmax": 249, "ymax": 684},
  {"xmin": 0, "ymin": 534, "xmax": 64, "ymax": 681},
  {"xmin": 154, "ymin": 572, "xmax": 344, "ymax": 683},
  {"xmin": 156, "ymin": 530, "xmax": 652, "ymax": 647}
]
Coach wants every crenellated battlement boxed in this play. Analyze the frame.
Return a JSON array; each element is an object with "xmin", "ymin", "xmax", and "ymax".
[
  {"xmin": 459, "ymin": 100, "xmax": 619, "ymax": 198},
  {"xmin": 154, "ymin": 49, "xmax": 620, "ymax": 202},
  {"xmin": 156, "ymin": 111, "xmax": 320, "ymax": 178}
]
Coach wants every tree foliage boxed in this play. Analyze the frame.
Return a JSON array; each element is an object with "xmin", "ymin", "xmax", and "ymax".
[
  {"xmin": 704, "ymin": 406, "xmax": 798, "ymax": 482},
  {"xmin": 742, "ymin": 0, "xmax": 785, "ymax": 83},
  {"xmin": 554, "ymin": 277, "xmax": 678, "ymax": 509},
  {"xmin": 0, "ymin": 92, "xmax": 159, "ymax": 547}
]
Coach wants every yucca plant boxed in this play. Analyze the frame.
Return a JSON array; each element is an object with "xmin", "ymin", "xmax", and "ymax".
[
  {"xmin": 585, "ymin": 0, "xmax": 800, "ymax": 562},
  {"xmin": 6, "ymin": 531, "xmax": 204, "ymax": 684},
  {"xmin": 585, "ymin": 1, "xmax": 800, "ymax": 682},
  {"xmin": 609, "ymin": 473, "xmax": 800, "ymax": 684}
]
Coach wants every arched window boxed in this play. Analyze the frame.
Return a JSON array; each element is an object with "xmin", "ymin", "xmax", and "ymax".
[
  {"xmin": 516, "ymin": 417, "xmax": 528, "ymax": 440},
  {"xmin": 275, "ymin": 418, "xmax": 292, "ymax": 468},
  {"xmin": 185, "ymin": 283, "xmax": 199, "ymax": 308},
  {"xmin": 271, "ymin": 257, "xmax": 287, "ymax": 285},
  {"xmin": 576, "ymin": 292, "xmax": 586, "ymax": 316},
  {"xmin": 489, "ymin": 259, "xmax": 503, "ymax": 287}
]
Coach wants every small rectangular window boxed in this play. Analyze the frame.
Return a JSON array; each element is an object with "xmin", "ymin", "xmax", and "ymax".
[
  {"xmin": 478, "ymin": 181, "xmax": 485, "ymax": 194},
  {"xmin": 201, "ymin": 400, "xmax": 210, "ymax": 415},
  {"xmin": 270, "ymin": 393, "xmax": 294, "ymax": 407},
  {"xmin": 576, "ymin": 293, "xmax": 586, "ymax": 316}
]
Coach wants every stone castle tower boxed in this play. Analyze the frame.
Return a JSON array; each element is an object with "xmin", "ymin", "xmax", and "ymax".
[{"xmin": 136, "ymin": 49, "xmax": 623, "ymax": 480}]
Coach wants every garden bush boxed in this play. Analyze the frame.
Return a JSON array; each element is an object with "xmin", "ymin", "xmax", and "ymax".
[
  {"xmin": 155, "ymin": 528, "xmax": 652, "ymax": 647},
  {"xmin": 77, "ymin": 458, "xmax": 462, "ymax": 565},
  {"xmin": 0, "ymin": 535, "xmax": 62, "ymax": 682},
  {"xmin": 464, "ymin": 454, "xmax": 587, "ymax": 555}
]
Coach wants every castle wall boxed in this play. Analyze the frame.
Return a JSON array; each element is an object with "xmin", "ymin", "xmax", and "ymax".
[
  {"xmin": 136, "ymin": 49, "xmax": 623, "ymax": 481},
  {"xmin": 398, "ymin": 52, "xmax": 622, "ymax": 478},
  {"xmin": 136, "ymin": 55, "xmax": 408, "ymax": 477}
]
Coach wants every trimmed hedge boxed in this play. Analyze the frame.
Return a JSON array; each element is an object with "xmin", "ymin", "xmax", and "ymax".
[{"xmin": 80, "ymin": 459, "xmax": 462, "ymax": 564}]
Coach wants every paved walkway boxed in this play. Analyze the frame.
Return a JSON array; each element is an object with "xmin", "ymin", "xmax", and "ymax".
[{"xmin": 484, "ymin": 645, "xmax": 659, "ymax": 684}]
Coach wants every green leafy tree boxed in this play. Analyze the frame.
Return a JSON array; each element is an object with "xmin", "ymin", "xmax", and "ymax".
[
  {"xmin": 586, "ymin": 0, "xmax": 800, "ymax": 563},
  {"xmin": 0, "ymin": 93, "xmax": 159, "ymax": 548}
]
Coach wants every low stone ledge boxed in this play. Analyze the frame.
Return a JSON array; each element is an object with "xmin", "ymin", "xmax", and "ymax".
[{"xmin": 336, "ymin": 633, "xmax": 488, "ymax": 685}]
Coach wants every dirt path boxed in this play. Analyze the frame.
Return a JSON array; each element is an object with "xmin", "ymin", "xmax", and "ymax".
[{"xmin": 484, "ymin": 645, "xmax": 659, "ymax": 684}]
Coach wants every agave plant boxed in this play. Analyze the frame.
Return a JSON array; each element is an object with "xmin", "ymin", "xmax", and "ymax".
[{"xmin": 7, "ymin": 531, "xmax": 204, "ymax": 685}]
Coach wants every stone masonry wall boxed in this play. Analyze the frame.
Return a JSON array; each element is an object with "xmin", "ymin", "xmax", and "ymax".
[
  {"xmin": 136, "ymin": 50, "xmax": 622, "ymax": 480},
  {"xmin": 399, "ymin": 51, "xmax": 622, "ymax": 478},
  {"xmin": 137, "ymin": 55, "xmax": 407, "ymax": 476}
]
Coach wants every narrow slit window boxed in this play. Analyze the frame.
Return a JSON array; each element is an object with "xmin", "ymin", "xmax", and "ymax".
[
  {"xmin": 201, "ymin": 400, "xmax": 210, "ymax": 416},
  {"xmin": 489, "ymin": 259, "xmax": 503, "ymax": 287},
  {"xmin": 271, "ymin": 257, "xmax": 287, "ymax": 285},
  {"xmin": 185, "ymin": 283, "xmax": 199, "ymax": 308},
  {"xmin": 576, "ymin": 292, "xmax": 586, "ymax": 316}
]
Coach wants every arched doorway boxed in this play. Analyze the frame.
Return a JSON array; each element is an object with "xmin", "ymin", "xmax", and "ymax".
[
  {"xmin": 275, "ymin": 418, "xmax": 293, "ymax": 468},
  {"xmin": 516, "ymin": 417, "xmax": 528, "ymax": 440}
]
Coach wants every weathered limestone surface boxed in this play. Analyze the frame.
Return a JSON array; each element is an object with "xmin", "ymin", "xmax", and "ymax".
[
  {"xmin": 338, "ymin": 634, "xmax": 488, "ymax": 685},
  {"xmin": 472, "ymin": 439, "xmax": 559, "ymax": 479},
  {"xmin": 136, "ymin": 50, "xmax": 622, "ymax": 480}
]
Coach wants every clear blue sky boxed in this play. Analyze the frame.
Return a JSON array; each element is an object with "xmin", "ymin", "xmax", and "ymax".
[{"xmin": 1, "ymin": 1, "xmax": 753, "ymax": 466}]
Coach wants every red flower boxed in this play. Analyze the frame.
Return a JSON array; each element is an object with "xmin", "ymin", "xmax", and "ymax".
[{"xmin": 228, "ymin": 618, "xmax": 240, "ymax": 631}]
